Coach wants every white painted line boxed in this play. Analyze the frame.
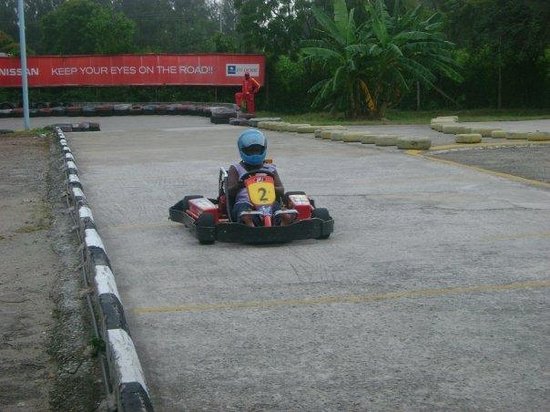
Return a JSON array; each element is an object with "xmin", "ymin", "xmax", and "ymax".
[
  {"xmin": 94, "ymin": 265, "xmax": 122, "ymax": 301},
  {"xmin": 107, "ymin": 329, "xmax": 148, "ymax": 390}
]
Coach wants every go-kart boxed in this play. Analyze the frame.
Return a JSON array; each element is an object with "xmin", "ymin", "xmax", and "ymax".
[{"xmin": 169, "ymin": 167, "xmax": 334, "ymax": 244}]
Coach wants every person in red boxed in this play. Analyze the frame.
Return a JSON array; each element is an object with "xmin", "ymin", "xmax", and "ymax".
[{"xmin": 235, "ymin": 72, "xmax": 260, "ymax": 114}]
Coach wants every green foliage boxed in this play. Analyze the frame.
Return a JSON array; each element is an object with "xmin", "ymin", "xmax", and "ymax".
[
  {"xmin": 265, "ymin": 55, "xmax": 312, "ymax": 113},
  {"xmin": 0, "ymin": 30, "xmax": 19, "ymax": 55},
  {"xmin": 302, "ymin": 0, "xmax": 461, "ymax": 118},
  {"xmin": 108, "ymin": 0, "xmax": 218, "ymax": 53},
  {"xmin": 440, "ymin": 0, "xmax": 549, "ymax": 108},
  {"xmin": 39, "ymin": 0, "xmax": 136, "ymax": 54},
  {"xmin": 210, "ymin": 32, "xmax": 238, "ymax": 53},
  {"xmin": 0, "ymin": 0, "xmax": 546, "ymax": 111}
]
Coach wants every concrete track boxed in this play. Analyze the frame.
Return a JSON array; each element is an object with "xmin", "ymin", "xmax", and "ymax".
[{"xmin": 4, "ymin": 115, "xmax": 549, "ymax": 410}]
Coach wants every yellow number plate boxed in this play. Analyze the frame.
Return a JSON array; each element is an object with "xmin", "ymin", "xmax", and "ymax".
[{"xmin": 247, "ymin": 180, "xmax": 276, "ymax": 205}]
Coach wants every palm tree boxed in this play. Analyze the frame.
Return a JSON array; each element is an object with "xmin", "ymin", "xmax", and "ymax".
[
  {"xmin": 301, "ymin": 0, "xmax": 367, "ymax": 117},
  {"xmin": 302, "ymin": 0, "xmax": 462, "ymax": 118}
]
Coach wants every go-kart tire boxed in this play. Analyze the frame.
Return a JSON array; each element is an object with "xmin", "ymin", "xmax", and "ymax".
[
  {"xmin": 196, "ymin": 213, "xmax": 216, "ymax": 244},
  {"xmin": 312, "ymin": 207, "xmax": 331, "ymax": 239}
]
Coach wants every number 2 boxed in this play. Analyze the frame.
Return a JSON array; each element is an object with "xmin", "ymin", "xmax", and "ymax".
[{"xmin": 258, "ymin": 187, "xmax": 268, "ymax": 201}]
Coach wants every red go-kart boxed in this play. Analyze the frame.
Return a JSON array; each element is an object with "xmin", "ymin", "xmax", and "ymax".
[{"xmin": 169, "ymin": 167, "xmax": 334, "ymax": 244}]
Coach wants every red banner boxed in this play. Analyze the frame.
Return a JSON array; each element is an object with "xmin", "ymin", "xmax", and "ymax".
[{"xmin": 0, "ymin": 54, "xmax": 265, "ymax": 88}]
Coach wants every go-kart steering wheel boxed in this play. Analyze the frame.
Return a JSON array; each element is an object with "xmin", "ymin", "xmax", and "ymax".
[{"xmin": 239, "ymin": 169, "xmax": 276, "ymax": 181}]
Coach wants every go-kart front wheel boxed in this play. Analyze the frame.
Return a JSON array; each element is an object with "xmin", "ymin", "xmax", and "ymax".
[
  {"xmin": 312, "ymin": 207, "xmax": 332, "ymax": 239},
  {"xmin": 195, "ymin": 213, "xmax": 216, "ymax": 244}
]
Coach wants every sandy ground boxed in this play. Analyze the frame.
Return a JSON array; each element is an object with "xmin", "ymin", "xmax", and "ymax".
[{"xmin": 0, "ymin": 132, "xmax": 103, "ymax": 411}]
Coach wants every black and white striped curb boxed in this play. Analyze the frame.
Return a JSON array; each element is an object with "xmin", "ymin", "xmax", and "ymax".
[{"xmin": 55, "ymin": 127, "xmax": 154, "ymax": 411}]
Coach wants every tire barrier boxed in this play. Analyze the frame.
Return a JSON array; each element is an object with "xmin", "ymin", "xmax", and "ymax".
[
  {"xmin": 330, "ymin": 131, "xmax": 346, "ymax": 141},
  {"xmin": 455, "ymin": 133, "xmax": 482, "ymax": 144},
  {"xmin": 341, "ymin": 132, "xmax": 364, "ymax": 142},
  {"xmin": 396, "ymin": 137, "xmax": 432, "ymax": 150},
  {"xmin": 491, "ymin": 130, "xmax": 507, "ymax": 138},
  {"xmin": 229, "ymin": 117, "xmax": 251, "ymax": 126},
  {"xmin": 360, "ymin": 134, "xmax": 378, "ymax": 144},
  {"xmin": 527, "ymin": 131, "xmax": 550, "ymax": 141},
  {"xmin": 50, "ymin": 122, "xmax": 101, "ymax": 132},
  {"xmin": 0, "ymin": 102, "xmax": 248, "ymax": 127},
  {"xmin": 248, "ymin": 117, "xmax": 282, "ymax": 127},
  {"xmin": 296, "ymin": 125, "xmax": 318, "ymax": 133},
  {"xmin": 313, "ymin": 126, "xmax": 347, "ymax": 139},
  {"xmin": 320, "ymin": 130, "xmax": 337, "ymax": 140},
  {"xmin": 430, "ymin": 116, "xmax": 548, "ymax": 145},
  {"xmin": 209, "ymin": 106, "xmax": 238, "ymax": 124},
  {"xmin": 469, "ymin": 127, "xmax": 496, "ymax": 137},
  {"xmin": 375, "ymin": 135, "xmax": 399, "ymax": 146},
  {"xmin": 505, "ymin": 131, "xmax": 529, "ymax": 140},
  {"xmin": 54, "ymin": 127, "xmax": 153, "ymax": 412}
]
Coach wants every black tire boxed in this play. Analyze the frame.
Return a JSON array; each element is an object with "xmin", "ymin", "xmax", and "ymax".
[
  {"xmin": 312, "ymin": 207, "xmax": 330, "ymax": 221},
  {"xmin": 0, "ymin": 102, "xmax": 14, "ymax": 110},
  {"xmin": 312, "ymin": 207, "xmax": 331, "ymax": 239},
  {"xmin": 196, "ymin": 213, "xmax": 215, "ymax": 244},
  {"xmin": 210, "ymin": 116, "xmax": 229, "ymax": 124}
]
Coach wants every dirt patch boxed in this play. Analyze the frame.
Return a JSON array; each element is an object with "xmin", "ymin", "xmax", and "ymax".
[
  {"xmin": 429, "ymin": 145, "xmax": 550, "ymax": 184},
  {"xmin": 0, "ymin": 132, "xmax": 104, "ymax": 411}
]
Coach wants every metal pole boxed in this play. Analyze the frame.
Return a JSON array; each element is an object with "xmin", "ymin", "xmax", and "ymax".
[{"xmin": 18, "ymin": 0, "xmax": 30, "ymax": 129}]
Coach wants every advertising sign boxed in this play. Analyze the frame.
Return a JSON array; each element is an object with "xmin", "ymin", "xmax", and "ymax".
[{"xmin": 0, "ymin": 54, "xmax": 265, "ymax": 87}]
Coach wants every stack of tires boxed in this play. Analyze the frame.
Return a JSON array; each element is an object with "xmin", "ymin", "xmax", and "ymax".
[{"xmin": 210, "ymin": 106, "xmax": 238, "ymax": 124}]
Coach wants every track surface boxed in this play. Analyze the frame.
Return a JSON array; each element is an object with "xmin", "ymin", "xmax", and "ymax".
[{"xmin": 12, "ymin": 116, "xmax": 550, "ymax": 410}]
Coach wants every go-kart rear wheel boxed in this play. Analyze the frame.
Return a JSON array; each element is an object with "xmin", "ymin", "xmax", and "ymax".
[
  {"xmin": 196, "ymin": 213, "xmax": 216, "ymax": 244},
  {"xmin": 312, "ymin": 207, "xmax": 331, "ymax": 239}
]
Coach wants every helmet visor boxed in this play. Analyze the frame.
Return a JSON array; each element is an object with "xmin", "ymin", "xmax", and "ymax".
[{"xmin": 242, "ymin": 144, "xmax": 265, "ymax": 156}]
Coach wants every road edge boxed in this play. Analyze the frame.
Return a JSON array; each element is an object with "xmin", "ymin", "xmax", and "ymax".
[{"xmin": 54, "ymin": 127, "xmax": 154, "ymax": 411}]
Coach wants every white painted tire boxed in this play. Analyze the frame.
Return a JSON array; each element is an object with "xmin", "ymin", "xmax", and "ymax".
[
  {"xmin": 455, "ymin": 133, "xmax": 482, "ymax": 143},
  {"xmin": 397, "ymin": 137, "xmax": 432, "ymax": 150},
  {"xmin": 375, "ymin": 135, "xmax": 398, "ymax": 146}
]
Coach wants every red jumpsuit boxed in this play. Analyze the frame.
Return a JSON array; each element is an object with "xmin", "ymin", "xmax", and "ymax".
[{"xmin": 235, "ymin": 75, "xmax": 260, "ymax": 114}]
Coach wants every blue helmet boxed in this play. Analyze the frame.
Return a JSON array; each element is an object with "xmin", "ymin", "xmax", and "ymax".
[{"xmin": 238, "ymin": 129, "xmax": 267, "ymax": 166}]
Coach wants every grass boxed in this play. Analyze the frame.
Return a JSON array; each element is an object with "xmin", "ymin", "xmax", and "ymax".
[
  {"xmin": 255, "ymin": 109, "xmax": 550, "ymax": 125},
  {"xmin": 0, "ymin": 127, "xmax": 50, "ymax": 138}
]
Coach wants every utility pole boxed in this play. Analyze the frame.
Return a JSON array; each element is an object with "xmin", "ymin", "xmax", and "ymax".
[{"xmin": 18, "ymin": 0, "xmax": 30, "ymax": 129}]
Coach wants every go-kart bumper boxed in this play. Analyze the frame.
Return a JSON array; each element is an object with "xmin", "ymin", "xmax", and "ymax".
[
  {"xmin": 169, "ymin": 203, "xmax": 333, "ymax": 244},
  {"xmin": 214, "ymin": 218, "xmax": 333, "ymax": 244}
]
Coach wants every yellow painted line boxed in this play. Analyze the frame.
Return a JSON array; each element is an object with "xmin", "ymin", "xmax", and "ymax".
[
  {"xmin": 429, "ymin": 140, "xmax": 550, "ymax": 152},
  {"xmin": 407, "ymin": 150, "xmax": 550, "ymax": 189},
  {"xmin": 133, "ymin": 279, "xmax": 550, "ymax": 315},
  {"xmin": 482, "ymin": 232, "xmax": 550, "ymax": 241}
]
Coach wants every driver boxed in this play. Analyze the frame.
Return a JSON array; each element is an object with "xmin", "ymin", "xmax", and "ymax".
[{"xmin": 227, "ymin": 129, "xmax": 285, "ymax": 226}]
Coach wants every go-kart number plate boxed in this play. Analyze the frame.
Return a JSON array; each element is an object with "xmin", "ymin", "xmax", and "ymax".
[{"xmin": 248, "ymin": 180, "xmax": 276, "ymax": 205}]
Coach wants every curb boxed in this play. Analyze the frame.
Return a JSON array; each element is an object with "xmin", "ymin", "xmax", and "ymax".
[{"xmin": 55, "ymin": 127, "xmax": 153, "ymax": 411}]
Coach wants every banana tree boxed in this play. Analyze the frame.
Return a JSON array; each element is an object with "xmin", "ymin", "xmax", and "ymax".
[{"xmin": 302, "ymin": 0, "xmax": 461, "ymax": 118}]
